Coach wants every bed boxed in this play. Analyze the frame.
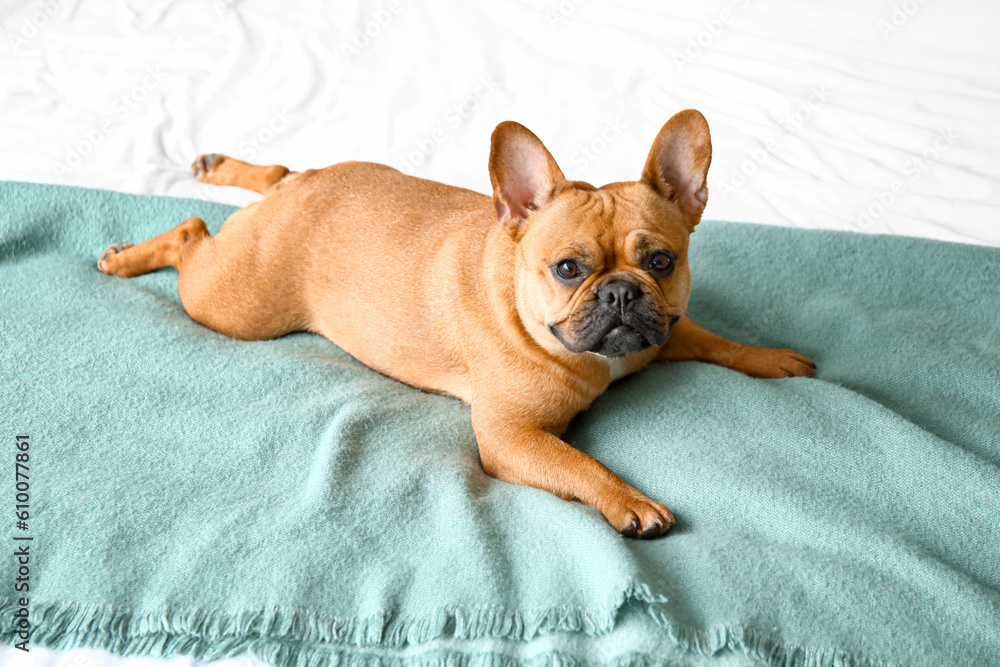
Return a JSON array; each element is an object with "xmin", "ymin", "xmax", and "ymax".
[{"xmin": 1, "ymin": 1, "xmax": 997, "ymax": 665}]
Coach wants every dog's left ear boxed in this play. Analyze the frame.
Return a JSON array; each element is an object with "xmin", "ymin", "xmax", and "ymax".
[
  {"xmin": 489, "ymin": 121, "xmax": 566, "ymax": 236},
  {"xmin": 642, "ymin": 109, "xmax": 712, "ymax": 228}
]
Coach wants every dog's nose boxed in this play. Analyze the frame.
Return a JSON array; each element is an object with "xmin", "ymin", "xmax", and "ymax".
[{"xmin": 596, "ymin": 280, "xmax": 640, "ymax": 307}]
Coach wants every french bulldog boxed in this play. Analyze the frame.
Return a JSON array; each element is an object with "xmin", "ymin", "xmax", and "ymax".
[{"xmin": 98, "ymin": 109, "xmax": 815, "ymax": 538}]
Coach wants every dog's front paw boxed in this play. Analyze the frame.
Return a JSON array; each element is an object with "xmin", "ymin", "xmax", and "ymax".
[
  {"xmin": 97, "ymin": 242, "xmax": 134, "ymax": 275},
  {"xmin": 605, "ymin": 490, "xmax": 676, "ymax": 539},
  {"xmin": 732, "ymin": 346, "xmax": 816, "ymax": 378}
]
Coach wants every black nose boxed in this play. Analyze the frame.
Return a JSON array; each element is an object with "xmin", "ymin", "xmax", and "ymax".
[{"xmin": 596, "ymin": 280, "xmax": 641, "ymax": 307}]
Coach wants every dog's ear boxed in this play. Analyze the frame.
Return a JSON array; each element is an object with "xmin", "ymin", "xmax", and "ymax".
[
  {"xmin": 489, "ymin": 121, "xmax": 566, "ymax": 236},
  {"xmin": 641, "ymin": 109, "xmax": 712, "ymax": 228}
]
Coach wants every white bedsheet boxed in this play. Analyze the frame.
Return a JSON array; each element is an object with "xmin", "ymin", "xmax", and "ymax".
[{"xmin": 2, "ymin": 0, "xmax": 998, "ymax": 665}]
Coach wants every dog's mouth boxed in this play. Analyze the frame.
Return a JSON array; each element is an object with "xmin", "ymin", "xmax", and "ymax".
[
  {"xmin": 590, "ymin": 324, "xmax": 649, "ymax": 357},
  {"xmin": 548, "ymin": 315, "xmax": 680, "ymax": 358}
]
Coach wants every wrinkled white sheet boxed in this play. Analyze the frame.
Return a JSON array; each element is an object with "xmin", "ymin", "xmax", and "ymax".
[{"xmin": 2, "ymin": 0, "xmax": 998, "ymax": 665}]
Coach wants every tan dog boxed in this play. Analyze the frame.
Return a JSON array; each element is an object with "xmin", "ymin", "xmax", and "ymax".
[{"xmin": 98, "ymin": 109, "xmax": 814, "ymax": 539}]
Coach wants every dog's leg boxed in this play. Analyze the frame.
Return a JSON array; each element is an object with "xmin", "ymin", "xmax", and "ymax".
[
  {"xmin": 658, "ymin": 315, "xmax": 815, "ymax": 378},
  {"xmin": 97, "ymin": 217, "xmax": 208, "ymax": 278},
  {"xmin": 191, "ymin": 154, "xmax": 296, "ymax": 194},
  {"xmin": 472, "ymin": 411, "xmax": 675, "ymax": 538},
  {"xmin": 99, "ymin": 206, "xmax": 307, "ymax": 340}
]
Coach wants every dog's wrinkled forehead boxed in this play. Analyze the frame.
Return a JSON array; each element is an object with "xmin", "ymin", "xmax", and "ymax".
[{"xmin": 522, "ymin": 182, "xmax": 691, "ymax": 265}]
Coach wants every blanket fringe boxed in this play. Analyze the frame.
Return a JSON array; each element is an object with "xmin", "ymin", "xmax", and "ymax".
[{"xmin": 0, "ymin": 582, "xmax": 890, "ymax": 667}]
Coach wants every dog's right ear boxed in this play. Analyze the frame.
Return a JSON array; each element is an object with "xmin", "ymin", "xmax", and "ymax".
[{"xmin": 489, "ymin": 121, "xmax": 566, "ymax": 237}]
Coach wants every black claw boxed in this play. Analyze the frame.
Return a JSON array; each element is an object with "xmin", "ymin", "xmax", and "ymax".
[
  {"xmin": 639, "ymin": 523, "xmax": 664, "ymax": 540},
  {"xmin": 621, "ymin": 519, "xmax": 639, "ymax": 538},
  {"xmin": 204, "ymin": 153, "xmax": 220, "ymax": 169}
]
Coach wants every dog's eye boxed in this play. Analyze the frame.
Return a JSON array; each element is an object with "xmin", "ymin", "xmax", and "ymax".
[
  {"xmin": 555, "ymin": 259, "xmax": 580, "ymax": 280},
  {"xmin": 647, "ymin": 250, "xmax": 675, "ymax": 275}
]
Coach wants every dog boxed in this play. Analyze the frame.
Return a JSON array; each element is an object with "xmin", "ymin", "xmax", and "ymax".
[{"xmin": 98, "ymin": 109, "xmax": 815, "ymax": 539}]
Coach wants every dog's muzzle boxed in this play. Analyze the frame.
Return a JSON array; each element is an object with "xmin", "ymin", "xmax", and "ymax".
[{"xmin": 549, "ymin": 280, "xmax": 681, "ymax": 358}]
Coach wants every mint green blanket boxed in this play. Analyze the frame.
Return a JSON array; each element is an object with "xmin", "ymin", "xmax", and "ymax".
[{"xmin": 1, "ymin": 181, "xmax": 998, "ymax": 666}]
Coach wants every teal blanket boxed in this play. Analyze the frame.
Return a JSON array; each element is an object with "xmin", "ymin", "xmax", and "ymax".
[{"xmin": 1, "ymin": 181, "xmax": 998, "ymax": 666}]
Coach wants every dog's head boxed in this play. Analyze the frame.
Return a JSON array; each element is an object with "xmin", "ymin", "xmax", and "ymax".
[{"xmin": 488, "ymin": 109, "xmax": 712, "ymax": 358}]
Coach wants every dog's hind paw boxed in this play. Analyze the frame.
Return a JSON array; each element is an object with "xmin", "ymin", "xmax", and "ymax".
[
  {"xmin": 98, "ymin": 242, "xmax": 134, "ymax": 275},
  {"xmin": 191, "ymin": 153, "xmax": 224, "ymax": 180}
]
